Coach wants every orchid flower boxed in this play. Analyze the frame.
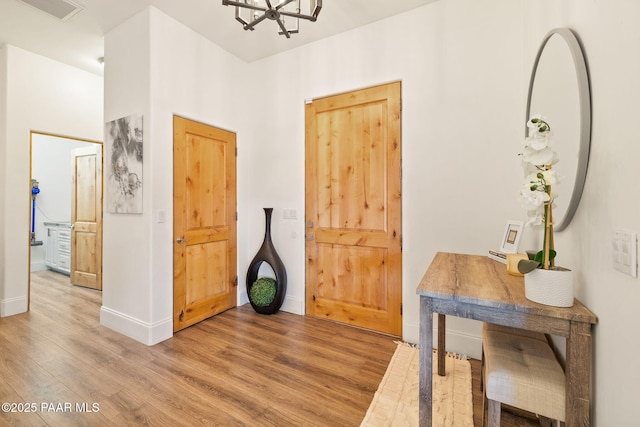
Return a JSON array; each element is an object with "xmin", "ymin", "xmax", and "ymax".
[{"xmin": 517, "ymin": 115, "xmax": 558, "ymax": 272}]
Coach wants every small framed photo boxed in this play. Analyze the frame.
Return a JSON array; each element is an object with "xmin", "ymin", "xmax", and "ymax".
[{"xmin": 500, "ymin": 220, "xmax": 524, "ymax": 254}]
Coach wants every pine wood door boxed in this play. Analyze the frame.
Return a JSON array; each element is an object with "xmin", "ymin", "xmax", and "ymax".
[
  {"xmin": 70, "ymin": 145, "xmax": 103, "ymax": 291},
  {"xmin": 305, "ymin": 82, "xmax": 402, "ymax": 336},
  {"xmin": 173, "ymin": 116, "xmax": 237, "ymax": 333}
]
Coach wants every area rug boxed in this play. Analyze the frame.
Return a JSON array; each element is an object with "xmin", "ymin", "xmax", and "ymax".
[{"xmin": 360, "ymin": 342, "xmax": 474, "ymax": 427}]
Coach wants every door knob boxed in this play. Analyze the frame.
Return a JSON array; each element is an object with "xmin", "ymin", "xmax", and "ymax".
[{"xmin": 176, "ymin": 237, "xmax": 186, "ymax": 244}]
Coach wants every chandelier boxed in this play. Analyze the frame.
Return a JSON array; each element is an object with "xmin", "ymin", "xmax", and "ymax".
[{"xmin": 222, "ymin": 0, "xmax": 322, "ymax": 38}]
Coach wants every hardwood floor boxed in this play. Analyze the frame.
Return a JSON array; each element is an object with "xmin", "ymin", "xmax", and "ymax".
[{"xmin": 0, "ymin": 270, "xmax": 538, "ymax": 426}]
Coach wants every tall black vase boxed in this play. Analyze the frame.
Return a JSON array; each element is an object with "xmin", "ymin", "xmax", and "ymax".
[{"xmin": 246, "ymin": 208, "xmax": 287, "ymax": 314}]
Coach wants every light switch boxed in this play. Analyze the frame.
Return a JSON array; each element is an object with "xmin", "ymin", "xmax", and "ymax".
[
  {"xmin": 283, "ymin": 209, "xmax": 297, "ymax": 220},
  {"xmin": 613, "ymin": 229, "xmax": 637, "ymax": 278}
]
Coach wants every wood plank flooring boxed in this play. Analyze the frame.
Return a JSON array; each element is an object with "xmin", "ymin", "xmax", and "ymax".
[{"xmin": 0, "ymin": 270, "xmax": 538, "ymax": 426}]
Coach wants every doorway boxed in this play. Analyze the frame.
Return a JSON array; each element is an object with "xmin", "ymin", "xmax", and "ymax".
[
  {"xmin": 305, "ymin": 82, "xmax": 403, "ymax": 336},
  {"xmin": 29, "ymin": 132, "xmax": 103, "ymax": 305},
  {"xmin": 173, "ymin": 116, "xmax": 238, "ymax": 332}
]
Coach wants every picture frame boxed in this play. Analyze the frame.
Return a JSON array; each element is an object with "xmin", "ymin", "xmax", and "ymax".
[{"xmin": 499, "ymin": 220, "xmax": 524, "ymax": 254}]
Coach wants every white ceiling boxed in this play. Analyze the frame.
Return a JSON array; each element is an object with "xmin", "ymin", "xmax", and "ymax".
[{"xmin": 0, "ymin": 0, "xmax": 437, "ymax": 76}]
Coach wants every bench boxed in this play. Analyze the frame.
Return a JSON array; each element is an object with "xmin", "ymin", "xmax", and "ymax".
[{"xmin": 482, "ymin": 323, "xmax": 565, "ymax": 427}]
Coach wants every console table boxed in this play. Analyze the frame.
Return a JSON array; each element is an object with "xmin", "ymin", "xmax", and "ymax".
[{"xmin": 416, "ymin": 252, "xmax": 597, "ymax": 426}]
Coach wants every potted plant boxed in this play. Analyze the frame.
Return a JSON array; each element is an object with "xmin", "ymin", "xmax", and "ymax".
[{"xmin": 516, "ymin": 115, "xmax": 574, "ymax": 307}]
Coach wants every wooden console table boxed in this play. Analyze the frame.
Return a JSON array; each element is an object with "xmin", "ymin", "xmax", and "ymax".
[{"xmin": 416, "ymin": 252, "xmax": 597, "ymax": 426}]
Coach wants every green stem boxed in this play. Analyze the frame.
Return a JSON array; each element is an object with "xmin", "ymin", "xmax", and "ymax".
[{"xmin": 543, "ymin": 185, "xmax": 554, "ymax": 269}]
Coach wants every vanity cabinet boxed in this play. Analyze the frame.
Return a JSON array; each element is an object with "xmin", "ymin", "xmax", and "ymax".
[{"xmin": 45, "ymin": 222, "xmax": 72, "ymax": 275}]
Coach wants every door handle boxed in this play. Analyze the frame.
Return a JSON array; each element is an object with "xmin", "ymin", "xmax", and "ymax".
[{"xmin": 176, "ymin": 237, "xmax": 187, "ymax": 244}]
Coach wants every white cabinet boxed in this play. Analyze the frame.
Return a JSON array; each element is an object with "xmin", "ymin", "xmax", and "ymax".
[{"xmin": 45, "ymin": 222, "xmax": 72, "ymax": 275}]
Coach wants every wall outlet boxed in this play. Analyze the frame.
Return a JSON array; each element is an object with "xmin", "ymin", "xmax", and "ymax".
[{"xmin": 613, "ymin": 229, "xmax": 637, "ymax": 278}]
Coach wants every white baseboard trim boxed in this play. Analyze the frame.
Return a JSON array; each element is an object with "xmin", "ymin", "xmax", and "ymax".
[
  {"xmin": 403, "ymin": 321, "xmax": 482, "ymax": 360},
  {"xmin": 0, "ymin": 296, "xmax": 28, "ymax": 317},
  {"xmin": 100, "ymin": 306, "xmax": 172, "ymax": 346},
  {"xmin": 30, "ymin": 261, "xmax": 47, "ymax": 272},
  {"xmin": 280, "ymin": 295, "xmax": 304, "ymax": 315}
]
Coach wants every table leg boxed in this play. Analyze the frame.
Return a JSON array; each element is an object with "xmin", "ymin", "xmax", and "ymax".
[
  {"xmin": 419, "ymin": 296, "xmax": 433, "ymax": 426},
  {"xmin": 438, "ymin": 313, "xmax": 446, "ymax": 376},
  {"xmin": 565, "ymin": 321, "xmax": 592, "ymax": 426}
]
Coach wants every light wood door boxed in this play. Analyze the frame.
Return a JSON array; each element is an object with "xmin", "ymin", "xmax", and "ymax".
[
  {"xmin": 173, "ymin": 116, "xmax": 237, "ymax": 333},
  {"xmin": 305, "ymin": 82, "xmax": 402, "ymax": 336},
  {"xmin": 70, "ymin": 145, "xmax": 103, "ymax": 291}
]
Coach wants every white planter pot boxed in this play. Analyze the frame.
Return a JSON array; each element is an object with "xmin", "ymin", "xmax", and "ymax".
[{"xmin": 524, "ymin": 267, "xmax": 574, "ymax": 307}]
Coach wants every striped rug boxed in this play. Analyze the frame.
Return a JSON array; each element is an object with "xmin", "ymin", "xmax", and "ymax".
[{"xmin": 360, "ymin": 342, "xmax": 473, "ymax": 427}]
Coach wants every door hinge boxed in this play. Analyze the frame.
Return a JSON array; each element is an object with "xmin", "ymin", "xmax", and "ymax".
[
  {"xmin": 235, "ymin": 146, "xmax": 238, "ymax": 157},
  {"xmin": 235, "ymin": 212, "xmax": 238, "ymax": 221},
  {"xmin": 400, "ymin": 303, "xmax": 403, "ymax": 316},
  {"xmin": 179, "ymin": 310, "xmax": 184, "ymax": 322},
  {"xmin": 233, "ymin": 276, "xmax": 238, "ymax": 287}
]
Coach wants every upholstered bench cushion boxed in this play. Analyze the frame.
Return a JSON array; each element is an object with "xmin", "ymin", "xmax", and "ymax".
[
  {"xmin": 482, "ymin": 322, "xmax": 548, "ymax": 343},
  {"xmin": 483, "ymin": 328, "xmax": 565, "ymax": 422}
]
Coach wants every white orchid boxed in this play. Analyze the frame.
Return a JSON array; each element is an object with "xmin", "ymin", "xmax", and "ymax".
[
  {"xmin": 524, "ymin": 170, "xmax": 560, "ymax": 188},
  {"xmin": 518, "ymin": 184, "xmax": 550, "ymax": 211},
  {"xmin": 525, "ymin": 207, "xmax": 546, "ymax": 226},
  {"xmin": 517, "ymin": 115, "xmax": 559, "ymax": 272},
  {"xmin": 521, "ymin": 145, "xmax": 558, "ymax": 166}
]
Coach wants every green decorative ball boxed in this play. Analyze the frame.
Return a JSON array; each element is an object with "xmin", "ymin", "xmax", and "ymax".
[{"xmin": 250, "ymin": 277, "xmax": 277, "ymax": 307}]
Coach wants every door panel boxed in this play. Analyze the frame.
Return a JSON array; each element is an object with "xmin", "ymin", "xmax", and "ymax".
[
  {"xmin": 305, "ymin": 82, "xmax": 402, "ymax": 336},
  {"xmin": 71, "ymin": 145, "xmax": 103, "ymax": 290},
  {"xmin": 173, "ymin": 116, "xmax": 237, "ymax": 332}
]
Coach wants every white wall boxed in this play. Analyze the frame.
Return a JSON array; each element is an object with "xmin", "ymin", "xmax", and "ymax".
[
  {"xmin": 523, "ymin": 1, "xmax": 640, "ymax": 424},
  {"xmin": 0, "ymin": 46, "xmax": 7, "ymax": 304},
  {"xmin": 243, "ymin": 0, "xmax": 528, "ymax": 350},
  {"xmin": 0, "ymin": 45, "xmax": 103, "ymax": 317},
  {"xmin": 100, "ymin": 8, "xmax": 155, "ymax": 345},
  {"xmin": 101, "ymin": 8, "xmax": 250, "ymax": 344},
  {"xmin": 101, "ymin": 1, "xmax": 640, "ymax": 424}
]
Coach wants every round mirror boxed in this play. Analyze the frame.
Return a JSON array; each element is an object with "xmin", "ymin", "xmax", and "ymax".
[{"xmin": 526, "ymin": 28, "xmax": 591, "ymax": 232}]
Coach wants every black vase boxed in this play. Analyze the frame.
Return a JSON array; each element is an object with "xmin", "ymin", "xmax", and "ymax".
[{"xmin": 246, "ymin": 208, "xmax": 287, "ymax": 314}]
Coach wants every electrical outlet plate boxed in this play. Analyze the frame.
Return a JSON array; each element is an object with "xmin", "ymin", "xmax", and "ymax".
[{"xmin": 613, "ymin": 229, "xmax": 638, "ymax": 278}]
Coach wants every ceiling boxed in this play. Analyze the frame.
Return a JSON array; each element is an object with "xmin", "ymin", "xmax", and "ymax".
[{"xmin": 0, "ymin": 0, "xmax": 437, "ymax": 76}]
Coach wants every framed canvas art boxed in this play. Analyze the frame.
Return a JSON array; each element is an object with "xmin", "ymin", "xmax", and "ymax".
[{"xmin": 105, "ymin": 114, "xmax": 143, "ymax": 214}]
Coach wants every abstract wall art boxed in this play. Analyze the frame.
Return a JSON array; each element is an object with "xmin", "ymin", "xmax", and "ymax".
[{"xmin": 105, "ymin": 114, "xmax": 143, "ymax": 214}]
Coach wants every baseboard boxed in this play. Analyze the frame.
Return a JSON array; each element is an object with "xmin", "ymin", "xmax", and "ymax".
[
  {"xmin": 403, "ymin": 320, "xmax": 420, "ymax": 345},
  {"xmin": 403, "ymin": 320, "xmax": 482, "ymax": 360},
  {"xmin": 445, "ymin": 328, "xmax": 482, "ymax": 360},
  {"xmin": 0, "ymin": 296, "xmax": 28, "ymax": 317},
  {"xmin": 30, "ymin": 261, "xmax": 47, "ymax": 272},
  {"xmin": 100, "ymin": 306, "xmax": 172, "ymax": 346},
  {"xmin": 280, "ymin": 295, "xmax": 304, "ymax": 315}
]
